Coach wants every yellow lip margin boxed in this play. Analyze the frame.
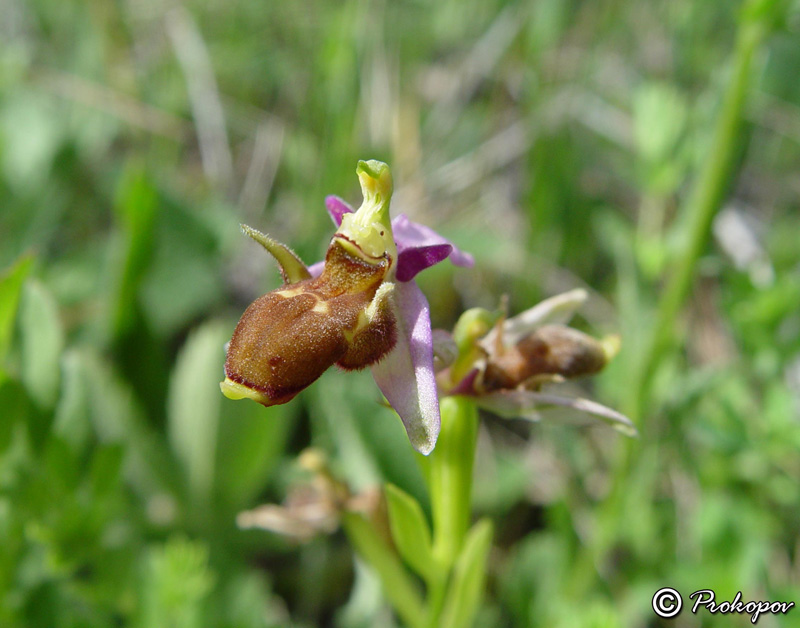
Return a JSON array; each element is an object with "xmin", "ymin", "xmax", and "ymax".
[
  {"xmin": 332, "ymin": 232, "xmax": 388, "ymax": 266},
  {"xmin": 220, "ymin": 377, "xmax": 273, "ymax": 405}
]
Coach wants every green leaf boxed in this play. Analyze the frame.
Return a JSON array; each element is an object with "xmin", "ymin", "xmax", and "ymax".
[
  {"xmin": 110, "ymin": 164, "xmax": 158, "ymax": 340},
  {"xmin": 216, "ymin": 396, "xmax": 293, "ymax": 508},
  {"xmin": 342, "ymin": 511, "xmax": 426, "ymax": 628},
  {"xmin": 135, "ymin": 537, "xmax": 215, "ymax": 628},
  {"xmin": 440, "ymin": 518, "xmax": 493, "ymax": 628},
  {"xmin": 0, "ymin": 255, "xmax": 32, "ymax": 370},
  {"xmin": 167, "ymin": 321, "xmax": 226, "ymax": 504},
  {"xmin": 385, "ymin": 483, "xmax": 439, "ymax": 584},
  {"xmin": 139, "ymin": 199, "xmax": 225, "ymax": 337},
  {"xmin": 0, "ymin": 378, "xmax": 31, "ymax": 455},
  {"xmin": 82, "ymin": 351, "xmax": 182, "ymax": 498},
  {"xmin": 43, "ymin": 435, "xmax": 80, "ymax": 491},
  {"xmin": 741, "ymin": 0, "xmax": 789, "ymax": 26},
  {"xmin": 19, "ymin": 280, "xmax": 64, "ymax": 409},
  {"xmin": 217, "ymin": 571, "xmax": 286, "ymax": 628},
  {"xmin": 633, "ymin": 83, "xmax": 688, "ymax": 189},
  {"xmin": 90, "ymin": 444, "xmax": 126, "ymax": 497},
  {"xmin": 0, "ymin": 91, "xmax": 63, "ymax": 192},
  {"xmin": 52, "ymin": 350, "xmax": 92, "ymax": 458}
]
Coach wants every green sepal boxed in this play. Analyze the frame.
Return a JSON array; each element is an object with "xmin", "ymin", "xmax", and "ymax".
[
  {"xmin": 241, "ymin": 224, "xmax": 311, "ymax": 284},
  {"xmin": 385, "ymin": 483, "xmax": 441, "ymax": 585},
  {"xmin": 439, "ymin": 518, "xmax": 494, "ymax": 628},
  {"xmin": 452, "ymin": 307, "xmax": 496, "ymax": 353},
  {"xmin": 450, "ymin": 307, "xmax": 498, "ymax": 386}
]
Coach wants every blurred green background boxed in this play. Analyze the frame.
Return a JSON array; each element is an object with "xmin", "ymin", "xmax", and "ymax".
[{"xmin": 2, "ymin": 0, "xmax": 800, "ymax": 626}]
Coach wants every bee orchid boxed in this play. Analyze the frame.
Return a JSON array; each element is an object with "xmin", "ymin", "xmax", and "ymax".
[
  {"xmin": 441, "ymin": 289, "xmax": 637, "ymax": 436},
  {"xmin": 221, "ymin": 160, "xmax": 472, "ymax": 454}
]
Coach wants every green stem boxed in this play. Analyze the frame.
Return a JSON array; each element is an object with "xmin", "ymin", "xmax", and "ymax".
[
  {"xmin": 428, "ymin": 396, "xmax": 479, "ymax": 570},
  {"xmin": 628, "ymin": 12, "xmax": 768, "ymax": 419},
  {"xmin": 572, "ymin": 2, "xmax": 777, "ymax": 599}
]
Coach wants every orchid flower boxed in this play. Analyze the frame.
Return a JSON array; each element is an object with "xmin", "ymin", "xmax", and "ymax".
[
  {"xmin": 441, "ymin": 289, "xmax": 637, "ymax": 436},
  {"xmin": 221, "ymin": 160, "xmax": 472, "ymax": 454}
]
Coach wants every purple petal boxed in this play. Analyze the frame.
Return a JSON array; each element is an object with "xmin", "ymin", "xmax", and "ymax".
[
  {"xmin": 392, "ymin": 214, "xmax": 474, "ymax": 269},
  {"xmin": 448, "ymin": 368, "xmax": 480, "ymax": 395},
  {"xmin": 477, "ymin": 389, "xmax": 637, "ymax": 436},
  {"xmin": 325, "ymin": 196, "xmax": 354, "ymax": 227},
  {"xmin": 396, "ymin": 244, "xmax": 453, "ymax": 281},
  {"xmin": 370, "ymin": 281, "xmax": 440, "ymax": 454}
]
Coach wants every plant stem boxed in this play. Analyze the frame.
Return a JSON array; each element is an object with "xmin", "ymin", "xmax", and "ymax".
[
  {"xmin": 627, "ymin": 12, "xmax": 769, "ymax": 420},
  {"xmin": 428, "ymin": 396, "xmax": 479, "ymax": 570},
  {"xmin": 572, "ymin": 3, "xmax": 777, "ymax": 599}
]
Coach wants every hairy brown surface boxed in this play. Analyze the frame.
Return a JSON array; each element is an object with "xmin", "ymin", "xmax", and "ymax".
[
  {"xmin": 483, "ymin": 325, "xmax": 607, "ymax": 392},
  {"xmin": 337, "ymin": 292, "xmax": 397, "ymax": 370},
  {"xmin": 225, "ymin": 238, "xmax": 398, "ymax": 403}
]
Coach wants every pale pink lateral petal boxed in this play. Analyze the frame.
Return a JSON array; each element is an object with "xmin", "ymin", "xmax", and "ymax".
[
  {"xmin": 477, "ymin": 389, "xmax": 637, "ymax": 436},
  {"xmin": 392, "ymin": 215, "xmax": 474, "ymax": 268},
  {"xmin": 325, "ymin": 195, "xmax": 354, "ymax": 227},
  {"xmin": 370, "ymin": 281, "xmax": 440, "ymax": 454}
]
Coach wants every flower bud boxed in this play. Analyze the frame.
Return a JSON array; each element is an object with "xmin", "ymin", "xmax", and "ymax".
[{"xmin": 482, "ymin": 324, "xmax": 608, "ymax": 392}]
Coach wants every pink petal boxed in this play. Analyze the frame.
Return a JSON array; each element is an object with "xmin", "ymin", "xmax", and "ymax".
[
  {"xmin": 396, "ymin": 244, "xmax": 453, "ymax": 281},
  {"xmin": 448, "ymin": 368, "xmax": 480, "ymax": 395},
  {"xmin": 308, "ymin": 260, "xmax": 324, "ymax": 278},
  {"xmin": 392, "ymin": 214, "xmax": 474, "ymax": 269},
  {"xmin": 325, "ymin": 196, "xmax": 354, "ymax": 227},
  {"xmin": 370, "ymin": 281, "xmax": 441, "ymax": 454}
]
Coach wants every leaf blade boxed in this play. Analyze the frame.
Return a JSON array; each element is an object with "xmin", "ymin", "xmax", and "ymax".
[
  {"xmin": 0, "ymin": 255, "xmax": 33, "ymax": 370},
  {"xmin": 385, "ymin": 483, "xmax": 438, "ymax": 584},
  {"xmin": 440, "ymin": 518, "xmax": 493, "ymax": 628},
  {"xmin": 19, "ymin": 280, "xmax": 64, "ymax": 409}
]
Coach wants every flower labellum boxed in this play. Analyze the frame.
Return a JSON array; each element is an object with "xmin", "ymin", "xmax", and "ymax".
[
  {"xmin": 221, "ymin": 160, "xmax": 473, "ymax": 454},
  {"xmin": 222, "ymin": 160, "xmax": 397, "ymax": 405},
  {"xmin": 481, "ymin": 324, "xmax": 608, "ymax": 392}
]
